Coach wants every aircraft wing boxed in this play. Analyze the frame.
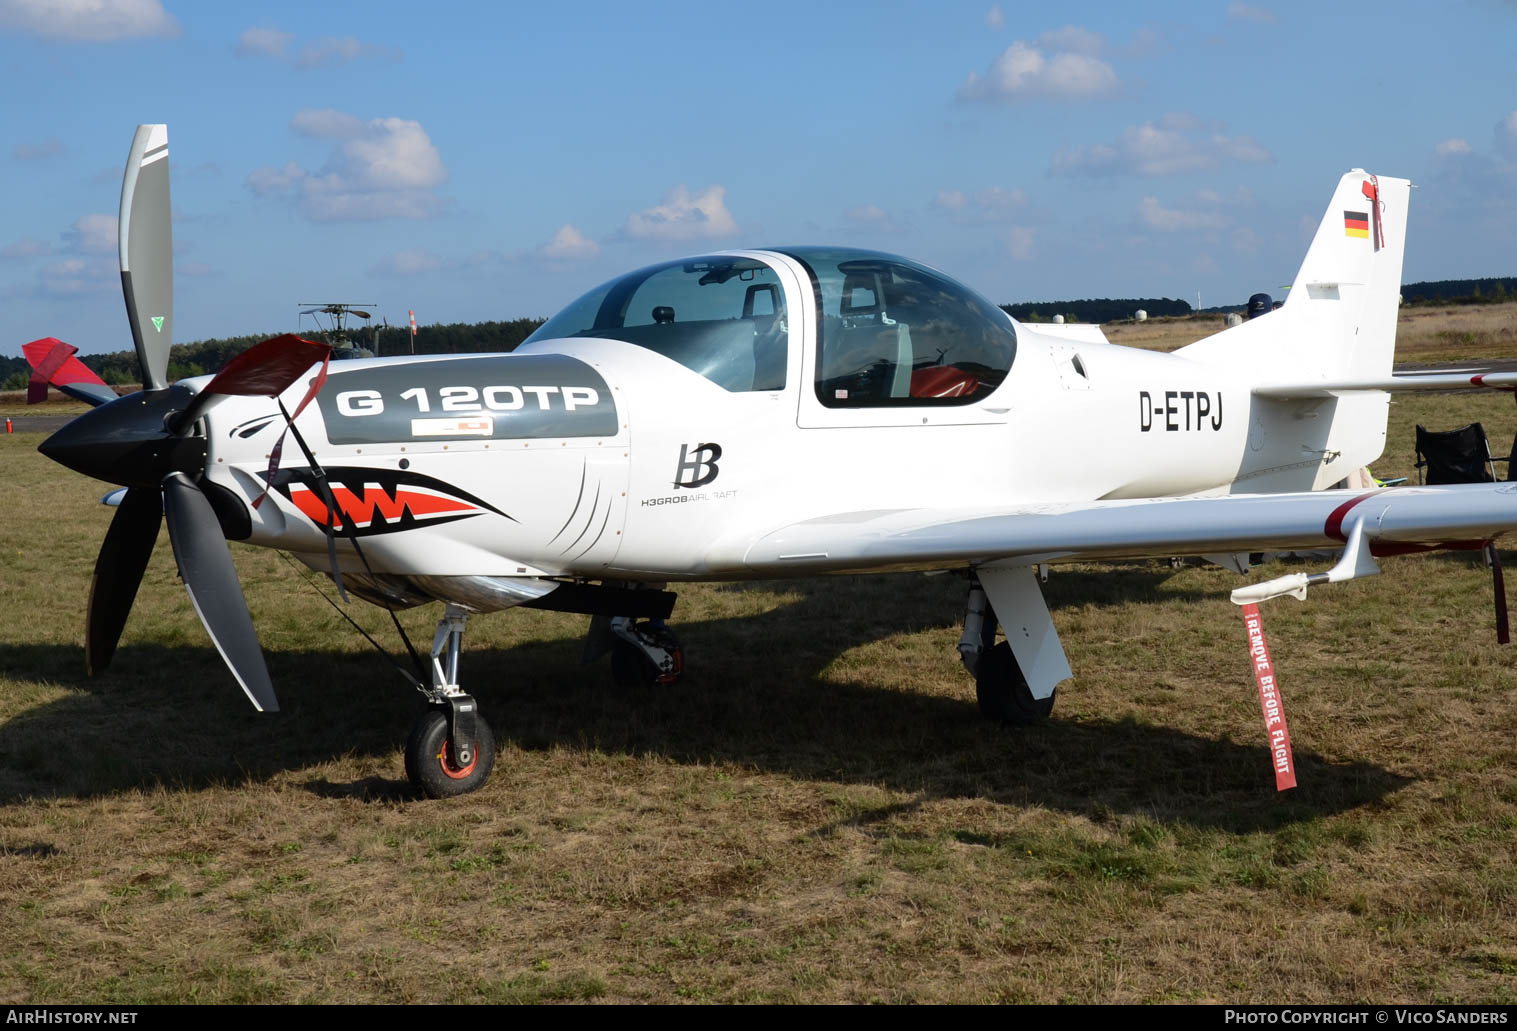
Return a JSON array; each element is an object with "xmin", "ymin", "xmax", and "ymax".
[{"xmin": 735, "ymin": 484, "xmax": 1517, "ymax": 575}]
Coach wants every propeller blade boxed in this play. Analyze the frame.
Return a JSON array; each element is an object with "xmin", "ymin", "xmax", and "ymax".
[
  {"xmin": 119, "ymin": 124, "xmax": 173, "ymax": 390},
  {"xmin": 349, "ymin": 310, "xmax": 371, "ymax": 319},
  {"xmin": 174, "ymin": 334, "xmax": 331, "ymax": 430},
  {"xmin": 161, "ymin": 472, "xmax": 278, "ymax": 712},
  {"xmin": 85, "ymin": 486, "xmax": 163, "ymax": 675}
]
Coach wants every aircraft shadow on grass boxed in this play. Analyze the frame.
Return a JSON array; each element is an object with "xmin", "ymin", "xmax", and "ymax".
[{"xmin": 0, "ymin": 572, "xmax": 1410, "ymax": 833}]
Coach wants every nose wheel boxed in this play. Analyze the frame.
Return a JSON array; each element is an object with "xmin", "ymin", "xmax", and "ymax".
[
  {"xmin": 404, "ymin": 603, "xmax": 499, "ymax": 798},
  {"xmin": 404, "ymin": 707, "xmax": 497, "ymax": 798}
]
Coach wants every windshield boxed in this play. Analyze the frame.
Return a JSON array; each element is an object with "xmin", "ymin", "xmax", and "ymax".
[
  {"xmin": 525, "ymin": 256, "xmax": 788, "ymax": 392},
  {"xmin": 779, "ymin": 247, "xmax": 1016, "ymax": 407}
]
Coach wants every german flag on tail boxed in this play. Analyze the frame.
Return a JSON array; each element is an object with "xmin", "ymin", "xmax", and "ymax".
[{"xmin": 1344, "ymin": 211, "xmax": 1370, "ymax": 239}]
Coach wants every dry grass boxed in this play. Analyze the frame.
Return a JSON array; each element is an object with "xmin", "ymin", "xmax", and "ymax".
[
  {"xmin": 2, "ymin": 330, "xmax": 1517, "ymax": 1004},
  {"xmin": 1102, "ymin": 301, "xmax": 1517, "ymax": 364}
]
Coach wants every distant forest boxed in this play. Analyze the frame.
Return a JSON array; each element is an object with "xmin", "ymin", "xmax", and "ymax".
[
  {"xmin": 1400, "ymin": 276, "xmax": 1517, "ymax": 305},
  {"xmin": 0, "ymin": 318, "xmax": 546, "ymax": 391},
  {"xmin": 4, "ymin": 277, "xmax": 1513, "ymax": 389},
  {"xmin": 1000, "ymin": 298, "xmax": 1192, "ymax": 323}
]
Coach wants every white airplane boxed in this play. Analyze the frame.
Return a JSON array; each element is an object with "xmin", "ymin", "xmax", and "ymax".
[{"xmin": 30, "ymin": 126, "xmax": 1517, "ymax": 797}]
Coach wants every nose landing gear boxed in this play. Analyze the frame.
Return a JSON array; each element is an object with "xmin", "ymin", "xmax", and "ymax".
[{"xmin": 404, "ymin": 603, "xmax": 498, "ymax": 798}]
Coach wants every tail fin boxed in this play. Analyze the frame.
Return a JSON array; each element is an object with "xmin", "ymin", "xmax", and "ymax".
[
  {"xmin": 1177, "ymin": 171, "xmax": 1411, "ymax": 491},
  {"xmin": 1178, "ymin": 169, "xmax": 1410, "ymax": 382}
]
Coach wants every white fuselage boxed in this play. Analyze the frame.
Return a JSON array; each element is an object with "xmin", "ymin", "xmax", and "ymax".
[{"xmin": 196, "ymin": 252, "xmax": 1354, "ymax": 585}]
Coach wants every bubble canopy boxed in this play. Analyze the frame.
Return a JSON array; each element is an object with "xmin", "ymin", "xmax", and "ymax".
[{"xmin": 526, "ymin": 248, "xmax": 1016, "ymax": 404}]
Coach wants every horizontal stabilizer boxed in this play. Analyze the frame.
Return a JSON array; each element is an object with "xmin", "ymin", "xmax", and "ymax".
[{"xmin": 1256, "ymin": 370, "xmax": 1517, "ymax": 399}]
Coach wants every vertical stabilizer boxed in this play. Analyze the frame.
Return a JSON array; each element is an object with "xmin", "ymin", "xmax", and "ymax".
[
  {"xmin": 1174, "ymin": 171, "xmax": 1411, "ymax": 488},
  {"xmin": 119, "ymin": 124, "xmax": 172, "ymax": 391},
  {"xmin": 1178, "ymin": 170, "xmax": 1410, "ymax": 384},
  {"xmin": 1284, "ymin": 170, "xmax": 1409, "ymax": 382}
]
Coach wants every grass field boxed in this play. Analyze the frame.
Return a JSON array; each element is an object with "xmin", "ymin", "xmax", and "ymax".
[{"xmin": 2, "ymin": 312, "xmax": 1517, "ymax": 1004}]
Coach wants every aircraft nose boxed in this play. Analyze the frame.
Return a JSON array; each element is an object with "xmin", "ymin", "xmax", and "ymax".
[{"xmin": 38, "ymin": 384, "xmax": 207, "ymax": 488}]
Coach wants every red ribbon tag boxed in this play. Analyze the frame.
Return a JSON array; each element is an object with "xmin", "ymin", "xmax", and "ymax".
[{"xmin": 1241, "ymin": 603, "xmax": 1297, "ymax": 791}]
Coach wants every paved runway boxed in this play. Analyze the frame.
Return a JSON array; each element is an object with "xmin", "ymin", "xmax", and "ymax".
[{"xmin": 4, "ymin": 414, "xmax": 74, "ymax": 434}]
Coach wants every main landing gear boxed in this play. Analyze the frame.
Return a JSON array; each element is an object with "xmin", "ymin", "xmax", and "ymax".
[
  {"xmin": 608, "ymin": 616, "xmax": 684, "ymax": 688},
  {"xmin": 404, "ymin": 604, "xmax": 497, "ymax": 798},
  {"xmin": 958, "ymin": 579, "xmax": 1056, "ymax": 725}
]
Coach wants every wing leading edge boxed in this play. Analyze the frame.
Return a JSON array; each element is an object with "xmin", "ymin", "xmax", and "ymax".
[{"xmin": 732, "ymin": 484, "xmax": 1517, "ymax": 575}]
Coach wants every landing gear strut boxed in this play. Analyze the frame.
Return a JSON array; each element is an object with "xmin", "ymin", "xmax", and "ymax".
[
  {"xmin": 609, "ymin": 616, "xmax": 684, "ymax": 688},
  {"xmin": 958, "ymin": 580, "xmax": 1056, "ymax": 725},
  {"xmin": 404, "ymin": 603, "xmax": 497, "ymax": 798}
]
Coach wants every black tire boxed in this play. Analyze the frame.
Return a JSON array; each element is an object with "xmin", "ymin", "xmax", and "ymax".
[
  {"xmin": 611, "ymin": 624, "xmax": 684, "ymax": 688},
  {"xmin": 975, "ymin": 641, "xmax": 1055, "ymax": 725},
  {"xmin": 404, "ymin": 709, "xmax": 496, "ymax": 798}
]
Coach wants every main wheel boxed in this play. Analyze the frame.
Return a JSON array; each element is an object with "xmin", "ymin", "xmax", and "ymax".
[
  {"xmin": 975, "ymin": 641, "xmax": 1055, "ymax": 725},
  {"xmin": 611, "ymin": 624, "xmax": 683, "ymax": 688},
  {"xmin": 404, "ymin": 709, "xmax": 497, "ymax": 798}
]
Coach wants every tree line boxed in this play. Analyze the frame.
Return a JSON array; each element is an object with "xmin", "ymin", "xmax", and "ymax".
[
  {"xmin": 1400, "ymin": 277, "xmax": 1517, "ymax": 305},
  {"xmin": 1000, "ymin": 298, "xmax": 1193, "ymax": 323},
  {"xmin": 1, "ymin": 318, "xmax": 548, "ymax": 390}
]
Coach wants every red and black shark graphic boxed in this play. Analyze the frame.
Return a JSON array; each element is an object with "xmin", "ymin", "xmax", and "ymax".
[{"xmin": 270, "ymin": 467, "xmax": 513, "ymax": 537}]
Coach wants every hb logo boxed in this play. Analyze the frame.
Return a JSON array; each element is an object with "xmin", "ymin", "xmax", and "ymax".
[{"xmin": 674, "ymin": 442, "xmax": 722, "ymax": 489}]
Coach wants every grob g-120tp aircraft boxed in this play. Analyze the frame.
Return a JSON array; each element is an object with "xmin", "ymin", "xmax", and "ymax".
[{"xmin": 29, "ymin": 126, "xmax": 1517, "ymax": 797}]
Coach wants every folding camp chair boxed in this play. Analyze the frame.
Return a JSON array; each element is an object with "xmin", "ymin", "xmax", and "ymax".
[
  {"xmin": 1413, "ymin": 422, "xmax": 1508, "ymax": 484},
  {"xmin": 1413, "ymin": 422, "xmax": 1513, "ymax": 642}
]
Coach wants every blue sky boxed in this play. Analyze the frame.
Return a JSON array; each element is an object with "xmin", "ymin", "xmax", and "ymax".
[{"xmin": 1, "ymin": 0, "xmax": 1514, "ymax": 356}]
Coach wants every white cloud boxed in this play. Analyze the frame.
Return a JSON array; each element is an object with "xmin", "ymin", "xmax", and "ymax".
[
  {"xmin": 1006, "ymin": 226, "xmax": 1036, "ymax": 260},
  {"xmin": 622, "ymin": 185, "xmax": 737, "ymax": 240},
  {"xmin": 291, "ymin": 107, "xmax": 365, "ymax": 139},
  {"xmin": 62, "ymin": 213, "xmax": 117, "ymax": 253},
  {"xmin": 234, "ymin": 25, "xmax": 398, "ymax": 67},
  {"xmin": 0, "ymin": 236, "xmax": 53, "ymax": 259},
  {"xmin": 984, "ymin": 4, "xmax": 1002, "ymax": 30},
  {"xmin": 1499, "ymin": 111, "xmax": 1517, "ymax": 156},
  {"xmin": 37, "ymin": 257, "xmax": 113, "ymax": 295},
  {"xmin": 234, "ymin": 25, "xmax": 290, "ymax": 57},
  {"xmin": 296, "ymin": 36, "xmax": 384, "ymax": 68},
  {"xmin": 1436, "ymin": 138, "xmax": 1472, "ymax": 156},
  {"xmin": 247, "ymin": 112, "xmax": 448, "ymax": 221},
  {"xmin": 14, "ymin": 137, "xmax": 63, "ymax": 160},
  {"xmin": 957, "ymin": 37, "xmax": 1117, "ymax": 102},
  {"xmin": 540, "ymin": 224, "xmax": 599, "ymax": 259},
  {"xmin": 844, "ymin": 204, "xmax": 890, "ymax": 223},
  {"xmin": 1051, "ymin": 119, "xmax": 1272, "ymax": 176},
  {"xmin": 246, "ymin": 161, "xmax": 306, "ymax": 195},
  {"xmin": 974, "ymin": 186, "xmax": 1025, "ymax": 210},
  {"xmin": 1138, "ymin": 196, "xmax": 1229, "ymax": 231},
  {"xmin": 933, "ymin": 186, "xmax": 1027, "ymax": 225},
  {"xmin": 1227, "ymin": 3, "xmax": 1277, "ymax": 23},
  {"xmin": 1038, "ymin": 25, "xmax": 1103, "ymax": 55},
  {"xmin": 367, "ymin": 249, "xmax": 441, "ymax": 277},
  {"xmin": 0, "ymin": 0, "xmax": 177, "ymax": 41}
]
